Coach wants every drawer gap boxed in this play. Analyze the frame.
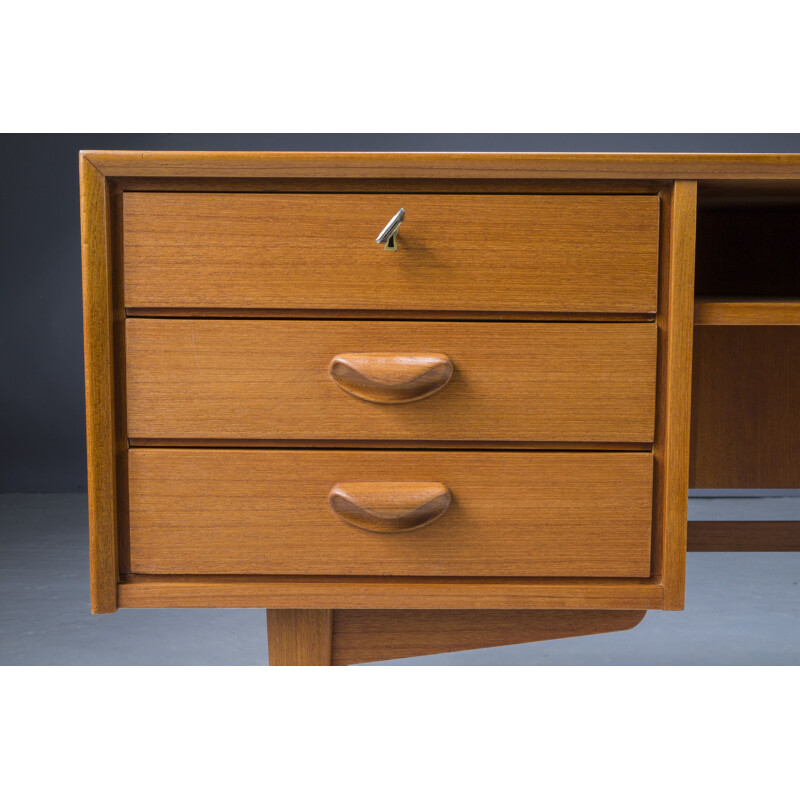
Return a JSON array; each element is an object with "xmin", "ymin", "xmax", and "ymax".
[
  {"xmin": 128, "ymin": 439, "xmax": 654, "ymax": 452},
  {"xmin": 126, "ymin": 307, "xmax": 657, "ymax": 323}
]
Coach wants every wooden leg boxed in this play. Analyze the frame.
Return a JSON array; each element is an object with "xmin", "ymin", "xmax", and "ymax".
[
  {"xmin": 266, "ymin": 609, "xmax": 333, "ymax": 666},
  {"xmin": 267, "ymin": 609, "xmax": 647, "ymax": 665}
]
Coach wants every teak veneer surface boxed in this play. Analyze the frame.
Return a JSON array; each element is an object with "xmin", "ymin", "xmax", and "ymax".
[
  {"xmin": 267, "ymin": 610, "xmax": 333, "ymax": 666},
  {"xmin": 80, "ymin": 151, "xmax": 711, "ymax": 626},
  {"xmin": 687, "ymin": 521, "xmax": 800, "ymax": 551},
  {"xmin": 85, "ymin": 150, "xmax": 800, "ymax": 181},
  {"xmin": 117, "ymin": 575, "xmax": 665, "ymax": 610},
  {"xmin": 127, "ymin": 449, "xmax": 654, "ymax": 578},
  {"xmin": 123, "ymin": 193, "xmax": 659, "ymax": 312},
  {"xmin": 330, "ymin": 609, "xmax": 647, "ymax": 665},
  {"xmin": 690, "ymin": 326, "xmax": 800, "ymax": 488},
  {"xmin": 694, "ymin": 300, "xmax": 800, "ymax": 325},
  {"xmin": 650, "ymin": 182, "xmax": 696, "ymax": 609},
  {"xmin": 125, "ymin": 320, "xmax": 657, "ymax": 443},
  {"xmin": 80, "ymin": 158, "xmax": 118, "ymax": 613}
]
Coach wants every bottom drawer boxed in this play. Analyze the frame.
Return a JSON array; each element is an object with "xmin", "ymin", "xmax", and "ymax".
[{"xmin": 128, "ymin": 449, "xmax": 653, "ymax": 577}]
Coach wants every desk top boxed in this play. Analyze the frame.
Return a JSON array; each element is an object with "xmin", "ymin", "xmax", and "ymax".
[{"xmin": 80, "ymin": 151, "xmax": 800, "ymax": 181}]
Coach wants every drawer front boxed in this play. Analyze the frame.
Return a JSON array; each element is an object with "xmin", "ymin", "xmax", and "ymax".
[
  {"xmin": 128, "ymin": 449, "xmax": 654, "ymax": 577},
  {"xmin": 126, "ymin": 319, "xmax": 657, "ymax": 443},
  {"xmin": 123, "ymin": 193, "xmax": 659, "ymax": 312}
]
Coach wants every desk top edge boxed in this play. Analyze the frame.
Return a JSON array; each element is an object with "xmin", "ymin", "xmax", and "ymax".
[{"xmin": 79, "ymin": 151, "xmax": 800, "ymax": 181}]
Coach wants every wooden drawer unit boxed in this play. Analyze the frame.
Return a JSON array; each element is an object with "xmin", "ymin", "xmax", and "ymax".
[
  {"xmin": 81, "ymin": 152, "xmax": 699, "ymax": 665},
  {"xmin": 125, "ymin": 319, "xmax": 657, "ymax": 443},
  {"xmin": 128, "ymin": 449, "xmax": 654, "ymax": 577},
  {"xmin": 123, "ymin": 193, "xmax": 660, "ymax": 313}
]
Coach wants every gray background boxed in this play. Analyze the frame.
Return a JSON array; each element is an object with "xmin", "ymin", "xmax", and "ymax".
[
  {"xmin": 1, "ymin": 133, "xmax": 798, "ymax": 665},
  {"xmin": 4, "ymin": 132, "xmax": 800, "ymax": 492}
]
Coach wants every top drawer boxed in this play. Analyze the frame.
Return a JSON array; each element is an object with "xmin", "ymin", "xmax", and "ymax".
[{"xmin": 123, "ymin": 193, "xmax": 660, "ymax": 312}]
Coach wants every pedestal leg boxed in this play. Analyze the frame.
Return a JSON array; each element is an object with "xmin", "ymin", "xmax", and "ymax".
[{"xmin": 266, "ymin": 609, "xmax": 333, "ymax": 665}]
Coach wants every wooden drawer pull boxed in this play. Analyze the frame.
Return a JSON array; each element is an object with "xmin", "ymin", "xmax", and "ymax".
[
  {"xmin": 329, "ymin": 352, "xmax": 453, "ymax": 404},
  {"xmin": 329, "ymin": 481, "xmax": 452, "ymax": 533}
]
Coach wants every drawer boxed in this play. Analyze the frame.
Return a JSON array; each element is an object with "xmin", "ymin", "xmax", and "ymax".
[
  {"xmin": 128, "ymin": 449, "xmax": 654, "ymax": 577},
  {"xmin": 126, "ymin": 319, "xmax": 657, "ymax": 443},
  {"xmin": 123, "ymin": 193, "xmax": 660, "ymax": 312}
]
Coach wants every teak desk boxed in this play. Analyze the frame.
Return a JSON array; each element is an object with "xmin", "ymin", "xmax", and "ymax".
[{"xmin": 80, "ymin": 152, "xmax": 800, "ymax": 665}]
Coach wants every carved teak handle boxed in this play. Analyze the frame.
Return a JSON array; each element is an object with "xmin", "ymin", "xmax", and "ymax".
[
  {"xmin": 328, "ymin": 482, "xmax": 452, "ymax": 533},
  {"xmin": 329, "ymin": 353, "xmax": 453, "ymax": 404}
]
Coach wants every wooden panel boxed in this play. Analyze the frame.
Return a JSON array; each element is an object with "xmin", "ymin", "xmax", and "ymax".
[
  {"xmin": 688, "ymin": 521, "xmax": 800, "ymax": 551},
  {"xmin": 85, "ymin": 150, "xmax": 800, "ymax": 180},
  {"xmin": 125, "ymin": 320, "xmax": 657, "ymax": 443},
  {"xmin": 331, "ymin": 609, "xmax": 646, "ymax": 664},
  {"xmin": 267, "ymin": 609, "xmax": 333, "ymax": 666},
  {"xmin": 695, "ymin": 300, "xmax": 800, "ymax": 325},
  {"xmin": 652, "ymin": 182, "xmax": 697, "ymax": 610},
  {"xmin": 116, "ymin": 575, "xmax": 665, "ymax": 610},
  {"xmin": 127, "ymin": 449, "xmax": 654, "ymax": 578},
  {"xmin": 690, "ymin": 326, "xmax": 800, "ymax": 488},
  {"xmin": 80, "ymin": 154, "xmax": 118, "ymax": 614},
  {"xmin": 123, "ymin": 193, "xmax": 659, "ymax": 312}
]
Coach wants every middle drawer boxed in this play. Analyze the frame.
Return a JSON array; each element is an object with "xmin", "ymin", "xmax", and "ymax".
[{"xmin": 126, "ymin": 319, "xmax": 656, "ymax": 443}]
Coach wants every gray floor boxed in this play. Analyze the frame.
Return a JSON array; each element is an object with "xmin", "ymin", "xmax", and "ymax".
[{"xmin": 0, "ymin": 493, "xmax": 797, "ymax": 665}]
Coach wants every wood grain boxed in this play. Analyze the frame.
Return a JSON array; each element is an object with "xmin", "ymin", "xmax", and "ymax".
[
  {"xmin": 127, "ymin": 449, "xmax": 654, "ymax": 578},
  {"xmin": 652, "ymin": 182, "xmax": 697, "ymax": 610},
  {"xmin": 267, "ymin": 609, "xmax": 333, "ymax": 666},
  {"xmin": 80, "ymin": 154, "xmax": 118, "ymax": 614},
  {"xmin": 690, "ymin": 326, "xmax": 800, "ymax": 488},
  {"xmin": 329, "ymin": 481, "xmax": 452, "ymax": 532},
  {"xmin": 331, "ymin": 609, "xmax": 647, "ymax": 664},
  {"xmin": 81, "ymin": 151, "xmax": 800, "ymax": 633},
  {"xmin": 125, "ymin": 320, "xmax": 657, "ymax": 443},
  {"xmin": 687, "ymin": 521, "xmax": 800, "ymax": 551},
  {"xmin": 329, "ymin": 352, "xmax": 453, "ymax": 404},
  {"xmin": 84, "ymin": 150, "xmax": 800, "ymax": 180},
  {"xmin": 694, "ymin": 300, "xmax": 800, "ymax": 325},
  {"xmin": 117, "ymin": 575, "xmax": 665, "ymax": 610},
  {"xmin": 122, "ymin": 193, "xmax": 659, "ymax": 313}
]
